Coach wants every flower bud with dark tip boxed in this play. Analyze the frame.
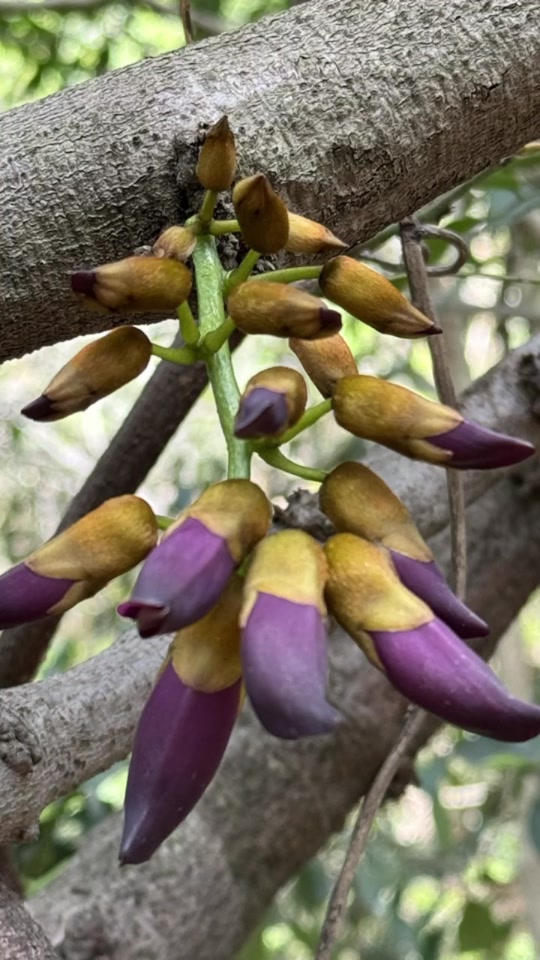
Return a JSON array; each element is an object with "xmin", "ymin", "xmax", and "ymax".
[
  {"xmin": 22, "ymin": 327, "xmax": 152, "ymax": 422},
  {"xmin": 320, "ymin": 462, "xmax": 488, "ymax": 639},
  {"xmin": 289, "ymin": 333, "xmax": 357, "ymax": 397},
  {"xmin": 71, "ymin": 257, "xmax": 192, "ymax": 313},
  {"xmin": 234, "ymin": 366, "xmax": 307, "ymax": 439},
  {"xmin": 228, "ymin": 281, "xmax": 341, "ymax": 341},
  {"xmin": 320, "ymin": 255, "xmax": 441, "ymax": 338},
  {"xmin": 285, "ymin": 212, "xmax": 347, "ymax": 255},
  {"xmin": 332, "ymin": 375, "xmax": 535, "ymax": 469},
  {"xmin": 196, "ymin": 116, "xmax": 237, "ymax": 191},
  {"xmin": 152, "ymin": 226, "xmax": 197, "ymax": 262},
  {"xmin": 118, "ymin": 480, "xmax": 271, "ymax": 638},
  {"xmin": 325, "ymin": 532, "xmax": 540, "ymax": 741},
  {"xmin": 240, "ymin": 530, "xmax": 340, "ymax": 739},
  {"xmin": 120, "ymin": 576, "xmax": 243, "ymax": 864},
  {"xmin": 0, "ymin": 496, "xmax": 158, "ymax": 629},
  {"xmin": 232, "ymin": 174, "xmax": 289, "ymax": 254}
]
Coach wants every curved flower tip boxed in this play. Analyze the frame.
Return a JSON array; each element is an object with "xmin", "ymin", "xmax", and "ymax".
[
  {"xmin": 0, "ymin": 562, "xmax": 74, "ymax": 629},
  {"xmin": 21, "ymin": 395, "xmax": 55, "ymax": 422},
  {"xmin": 423, "ymin": 323, "xmax": 443, "ymax": 337},
  {"xmin": 242, "ymin": 592, "xmax": 340, "ymax": 739},
  {"xmin": 371, "ymin": 619, "xmax": 540, "ymax": 742},
  {"xmin": 389, "ymin": 551, "xmax": 489, "ymax": 640},
  {"xmin": 120, "ymin": 663, "xmax": 240, "ymax": 865},
  {"xmin": 318, "ymin": 305, "xmax": 342, "ymax": 338},
  {"xmin": 234, "ymin": 387, "xmax": 289, "ymax": 439},
  {"xmin": 427, "ymin": 420, "xmax": 535, "ymax": 470},
  {"xmin": 118, "ymin": 517, "xmax": 235, "ymax": 637},
  {"xmin": 71, "ymin": 270, "xmax": 96, "ymax": 297}
]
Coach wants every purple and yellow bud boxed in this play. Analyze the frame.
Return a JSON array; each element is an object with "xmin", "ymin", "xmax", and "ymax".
[
  {"xmin": 320, "ymin": 463, "xmax": 488, "ymax": 639},
  {"xmin": 196, "ymin": 116, "xmax": 237, "ymax": 191},
  {"xmin": 234, "ymin": 366, "xmax": 308, "ymax": 439},
  {"xmin": 320, "ymin": 256, "xmax": 440, "ymax": 338},
  {"xmin": 240, "ymin": 531, "xmax": 340, "ymax": 739},
  {"xmin": 232, "ymin": 174, "xmax": 289, "ymax": 254},
  {"xmin": 289, "ymin": 333, "xmax": 357, "ymax": 397},
  {"xmin": 22, "ymin": 327, "xmax": 152, "ymax": 422},
  {"xmin": 228, "ymin": 281, "xmax": 341, "ymax": 341},
  {"xmin": 0, "ymin": 496, "xmax": 158, "ymax": 629},
  {"xmin": 332, "ymin": 375, "xmax": 535, "ymax": 469},
  {"xmin": 285, "ymin": 212, "xmax": 347, "ymax": 255},
  {"xmin": 118, "ymin": 480, "xmax": 271, "ymax": 638},
  {"xmin": 152, "ymin": 226, "xmax": 197, "ymax": 262},
  {"xmin": 71, "ymin": 256, "xmax": 192, "ymax": 313}
]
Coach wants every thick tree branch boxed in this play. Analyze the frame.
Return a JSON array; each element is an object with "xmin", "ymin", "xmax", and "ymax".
[
  {"xmin": 30, "ymin": 458, "xmax": 540, "ymax": 960},
  {"xmin": 1, "ymin": 0, "xmax": 540, "ymax": 361},
  {"xmin": 0, "ymin": 879, "xmax": 57, "ymax": 960}
]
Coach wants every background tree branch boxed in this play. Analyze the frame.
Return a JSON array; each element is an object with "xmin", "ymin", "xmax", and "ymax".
[{"xmin": 1, "ymin": 0, "xmax": 540, "ymax": 361}]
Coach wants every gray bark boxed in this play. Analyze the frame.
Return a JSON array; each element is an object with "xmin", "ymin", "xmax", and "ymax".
[
  {"xmin": 0, "ymin": 334, "xmax": 537, "ymax": 848},
  {"xmin": 1, "ymin": 0, "xmax": 540, "ymax": 361},
  {"xmin": 0, "ymin": 879, "xmax": 56, "ymax": 960}
]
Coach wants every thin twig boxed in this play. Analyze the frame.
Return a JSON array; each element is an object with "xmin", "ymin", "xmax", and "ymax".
[
  {"xmin": 179, "ymin": 0, "xmax": 193, "ymax": 42},
  {"xmin": 400, "ymin": 216, "xmax": 467, "ymax": 598},
  {"xmin": 315, "ymin": 707, "xmax": 427, "ymax": 960}
]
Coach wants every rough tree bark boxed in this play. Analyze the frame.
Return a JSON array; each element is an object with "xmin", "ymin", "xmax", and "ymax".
[{"xmin": 1, "ymin": 0, "xmax": 540, "ymax": 361}]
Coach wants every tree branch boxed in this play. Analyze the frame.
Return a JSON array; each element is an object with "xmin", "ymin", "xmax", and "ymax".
[
  {"xmin": 30, "ymin": 458, "xmax": 540, "ymax": 960},
  {"xmin": 0, "ymin": 878, "xmax": 57, "ymax": 960},
  {"xmin": 1, "ymin": 0, "xmax": 540, "ymax": 360}
]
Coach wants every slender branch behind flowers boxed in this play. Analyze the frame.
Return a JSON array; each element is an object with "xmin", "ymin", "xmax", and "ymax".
[{"xmin": 316, "ymin": 217, "xmax": 470, "ymax": 960}]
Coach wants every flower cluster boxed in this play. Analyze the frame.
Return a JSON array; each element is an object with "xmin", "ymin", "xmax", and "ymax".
[{"xmin": 3, "ymin": 116, "xmax": 536, "ymax": 865}]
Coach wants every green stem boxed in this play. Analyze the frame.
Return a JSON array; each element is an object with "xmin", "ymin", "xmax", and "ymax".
[
  {"xmin": 259, "ymin": 447, "xmax": 326, "ymax": 484},
  {"xmin": 225, "ymin": 249, "xmax": 261, "ymax": 295},
  {"xmin": 151, "ymin": 343, "xmax": 197, "ymax": 365},
  {"xmin": 178, "ymin": 301, "xmax": 200, "ymax": 346},
  {"xmin": 262, "ymin": 399, "xmax": 333, "ymax": 447},
  {"xmin": 198, "ymin": 190, "xmax": 218, "ymax": 225},
  {"xmin": 256, "ymin": 265, "xmax": 322, "ymax": 284},
  {"xmin": 210, "ymin": 218, "xmax": 240, "ymax": 235},
  {"xmin": 156, "ymin": 515, "xmax": 174, "ymax": 531},
  {"xmin": 203, "ymin": 316, "xmax": 236, "ymax": 354},
  {"xmin": 193, "ymin": 235, "xmax": 251, "ymax": 479}
]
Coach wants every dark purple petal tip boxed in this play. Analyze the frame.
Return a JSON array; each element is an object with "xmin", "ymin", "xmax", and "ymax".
[
  {"xmin": 242, "ymin": 592, "xmax": 341, "ymax": 740},
  {"xmin": 422, "ymin": 323, "xmax": 443, "ymax": 337},
  {"xmin": 234, "ymin": 387, "xmax": 289, "ymax": 439},
  {"xmin": 389, "ymin": 550, "xmax": 489, "ymax": 640},
  {"xmin": 118, "ymin": 517, "xmax": 235, "ymax": 637},
  {"xmin": 427, "ymin": 420, "xmax": 535, "ymax": 470},
  {"xmin": 320, "ymin": 306, "xmax": 342, "ymax": 333},
  {"xmin": 71, "ymin": 270, "xmax": 97, "ymax": 296},
  {"xmin": 0, "ymin": 562, "xmax": 74, "ymax": 629},
  {"xmin": 371, "ymin": 619, "xmax": 540, "ymax": 742},
  {"xmin": 21, "ymin": 395, "xmax": 55, "ymax": 422},
  {"xmin": 120, "ymin": 663, "xmax": 240, "ymax": 864}
]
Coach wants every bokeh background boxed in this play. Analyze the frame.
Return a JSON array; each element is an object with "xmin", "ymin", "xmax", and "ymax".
[{"xmin": 2, "ymin": 1, "xmax": 540, "ymax": 957}]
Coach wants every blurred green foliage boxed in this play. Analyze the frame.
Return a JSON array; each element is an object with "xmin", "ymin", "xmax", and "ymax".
[{"xmin": 2, "ymin": 1, "xmax": 540, "ymax": 957}]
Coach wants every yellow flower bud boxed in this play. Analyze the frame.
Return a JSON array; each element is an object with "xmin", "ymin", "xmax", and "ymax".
[
  {"xmin": 332, "ymin": 375, "xmax": 461, "ymax": 463},
  {"xmin": 170, "ymin": 479, "xmax": 272, "ymax": 563},
  {"xmin": 320, "ymin": 256, "xmax": 440, "ymax": 338},
  {"xmin": 285, "ymin": 212, "xmax": 347, "ymax": 254},
  {"xmin": 22, "ymin": 327, "xmax": 152, "ymax": 422},
  {"xmin": 228, "ymin": 281, "xmax": 341, "ymax": 340},
  {"xmin": 170, "ymin": 575, "xmax": 243, "ymax": 693},
  {"xmin": 324, "ymin": 533, "xmax": 431, "ymax": 662},
  {"xmin": 152, "ymin": 226, "xmax": 197, "ymax": 262},
  {"xmin": 320, "ymin": 462, "xmax": 431, "ymax": 561},
  {"xmin": 232, "ymin": 174, "xmax": 289, "ymax": 254},
  {"xmin": 235, "ymin": 366, "xmax": 307, "ymax": 438},
  {"xmin": 196, "ymin": 116, "xmax": 237, "ymax": 191},
  {"xmin": 30, "ymin": 495, "xmax": 158, "ymax": 613},
  {"xmin": 240, "ymin": 530, "xmax": 327, "ymax": 625},
  {"xmin": 71, "ymin": 257, "xmax": 192, "ymax": 313},
  {"xmin": 289, "ymin": 333, "xmax": 357, "ymax": 397}
]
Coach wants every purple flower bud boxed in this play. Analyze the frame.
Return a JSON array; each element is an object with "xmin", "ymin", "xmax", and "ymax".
[
  {"xmin": 120, "ymin": 662, "xmax": 240, "ymax": 864},
  {"xmin": 427, "ymin": 420, "xmax": 535, "ymax": 470},
  {"xmin": 21, "ymin": 395, "xmax": 55, "ymax": 422},
  {"xmin": 118, "ymin": 517, "xmax": 235, "ymax": 638},
  {"xmin": 389, "ymin": 550, "xmax": 489, "ymax": 640},
  {"xmin": 234, "ymin": 387, "xmax": 289, "ymax": 439},
  {"xmin": 0, "ymin": 562, "xmax": 75, "ymax": 629},
  {"xmin": 371, "ymin": 619, "xmax": 540, "ymax": 741},
  {"xmin": 242, "ymin": 593, "xmax": 340, "ymax": 739}
]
